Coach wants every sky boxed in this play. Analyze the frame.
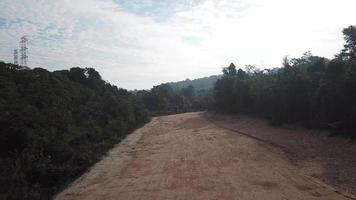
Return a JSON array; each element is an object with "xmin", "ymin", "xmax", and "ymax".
[{"xmin": 0, "ymin": 0, "xmax": 355, "ymax": 90}]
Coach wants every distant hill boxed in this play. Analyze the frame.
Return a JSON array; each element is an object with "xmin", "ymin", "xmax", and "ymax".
[{"xmin": 167, "ymin": 75, "xmax": 221, "ymax": 91}]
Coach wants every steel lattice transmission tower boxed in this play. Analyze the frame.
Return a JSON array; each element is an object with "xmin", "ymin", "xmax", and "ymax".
[
  {"xmin": 13, "ymin": 49, "xmax": 18, "ymax": 65},
  {"xmin": 19, "ymin": 36, "xmax": 28, "ymax": 67}
]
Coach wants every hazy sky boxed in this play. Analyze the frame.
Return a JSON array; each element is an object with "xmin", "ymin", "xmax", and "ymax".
[{"xmin": 0, "ymin": 0, "xmax": 355, "ymax": 89}]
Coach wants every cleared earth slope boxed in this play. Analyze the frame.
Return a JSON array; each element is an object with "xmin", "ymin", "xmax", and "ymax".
[
  {"xmin": 209, "ymin": 113, "xmax": 356, "ymax": 199},
  {"xmin": 55, "ymin": 112, "xmax": 350, "ymax": 200}
]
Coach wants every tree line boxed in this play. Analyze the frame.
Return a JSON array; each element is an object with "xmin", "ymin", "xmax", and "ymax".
[
  {"xmin": 0, "ymin": 63, "xmax": 212, "ymax": 199},
  {"xmin": 214, "ymin": 26, "xmax": 356, "ymax": 136},
  {"xmin": 0, "ymin": 65, "xmax": 151, "ymax": 199},
  {"xmin": 166, "ymin": 75, "xmax": 220, "ymax": 91},
  {"xmin": 136, "ymin": 84, "xmax": 213, "ymax": 115}
]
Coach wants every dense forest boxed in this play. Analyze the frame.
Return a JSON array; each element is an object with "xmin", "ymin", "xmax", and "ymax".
[
  {"xmin": 214, "ymin": 26, "xmax": 356, "ymax": 136},
  {"xmin": 0, "ymin": 63, "xmax": 212, "ymax": 199},
  {"xmin": 167, "ymin": 75, "xmax": 220, "ymax": 91},
  {"xmin": 135, "ymin": 75, "xmax": 218, "ymax": 115},
  {"xmin": 0, "ymin": 65, "xmax": 151, "ymax": 199},
  {"xmin": 136, "ymin": 83, "xmax": 213, "ymax": 115}
]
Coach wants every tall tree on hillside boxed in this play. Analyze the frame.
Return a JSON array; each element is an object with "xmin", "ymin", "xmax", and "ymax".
[
  {"xmin": 215, "ymin": 63, "xmax": 251, "ymax": 113},
  {"xmin": 340, "ymin": 25, "xmax": 356, "ymax": 60},
  {"xmin": 223, "ymin": 63, "xmax": 237, "ymax": 76}
]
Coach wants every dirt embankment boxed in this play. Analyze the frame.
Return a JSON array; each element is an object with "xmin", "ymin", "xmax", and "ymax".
[
  {"xmin": 208, "ymin": 113, "xmax": 356, "ymax": 198},
  {"xmin": 55, "ymin": 112, "xmax": 353, "ymax": 200}
]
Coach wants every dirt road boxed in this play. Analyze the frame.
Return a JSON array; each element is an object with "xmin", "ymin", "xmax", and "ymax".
[{"xmin": 55, "ymin": 112, "xmax": 349, "ymax": 200}]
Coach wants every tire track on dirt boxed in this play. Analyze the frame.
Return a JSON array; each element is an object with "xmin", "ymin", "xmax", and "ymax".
[
  {"xmin": 55, "ymin": 112, "xmax": 351, "ymax": 200},
  {"xmin": 205, "ymin": 112, "xmax": 356, "ymax": 200}
]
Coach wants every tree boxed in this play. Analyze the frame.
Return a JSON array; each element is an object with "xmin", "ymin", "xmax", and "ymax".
[
  {"xmin": 223, "ymin": 63, "xmax": 237, "ymax": 76},
  {"xmin": 341, "ymin": 25, "xmax": 356, "ymax": 60}
]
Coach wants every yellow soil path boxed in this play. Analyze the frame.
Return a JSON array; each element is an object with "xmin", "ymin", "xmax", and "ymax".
[{"xmin": 55, "ymin": 112, "xmax": 348, "ymax": 200}]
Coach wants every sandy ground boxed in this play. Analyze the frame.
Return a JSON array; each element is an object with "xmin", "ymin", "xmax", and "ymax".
[
  {"xmin": 209, "ymin": 113, "xmax": 356, "ymax": 198},
  {"xmin": 55, "ymin": 112, "xmax": 351, "ymax": 200}
]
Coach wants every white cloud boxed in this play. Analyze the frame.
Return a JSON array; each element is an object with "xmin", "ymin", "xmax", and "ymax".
[{"xmin": 0, "ymin": 0, "xmax": 355, "ymax": 89}]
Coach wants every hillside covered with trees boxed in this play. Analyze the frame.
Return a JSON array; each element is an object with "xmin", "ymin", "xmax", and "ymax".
[
  {"xmin": 136, "ymin": 84, "xmax": 213, "ymax": 115},
  {"xmin": 167, "ymin": 75, "xmax": 220, "ymax": 91},
  {"xmin": 0, "ymin": 63, "xmax": 212, "ymax": 199},
  {"xmin": 214, "ymin": 26, "xmax": 356, "ymax": 136},
  {"xmin": 0, "ymin": 65, "xmax": 150, "ymax": 199},
  {"xmin": 137, "ymin": 75, "xmax": 218, "ymax": 115}
]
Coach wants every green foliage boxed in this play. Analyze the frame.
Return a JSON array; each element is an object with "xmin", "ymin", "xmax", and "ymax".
[
  {"xmin": 136, "ymin": 83, "xmax": 213, "ymax": 116},
  {"xmin": 214, "ymin": 63, "xmax": 250, "ymax": 113},
  {"xmin": 340, "ymin": 25, "xmax": 356, "ymax": 60},
  {"xmin": 214, "ymin": 26, "xmax": 356, "ymax": 135},
  {"xmin": 167, "ymin": 75, "xmax": 221, "ymax": 91},
  {"xmin": 135, "ymin": 70, "xmax": 218, "ymax": 115},
  {"xmin": 0, "ymin": 64, "xmax": 149, "ymax": 199}
]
